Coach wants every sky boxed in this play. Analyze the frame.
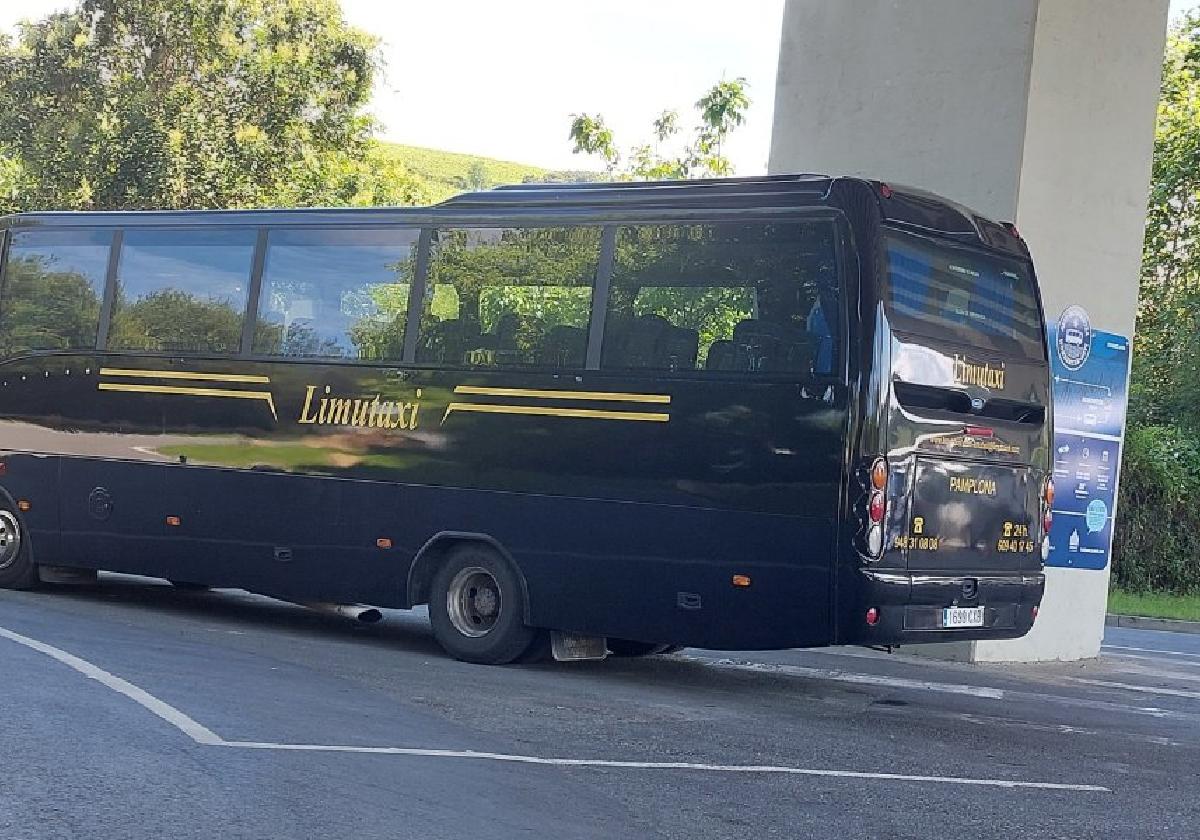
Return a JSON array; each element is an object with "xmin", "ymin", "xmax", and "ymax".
[{"xmin": 2, "ymin": 0, "xmax": 1198, "ymax": 175}]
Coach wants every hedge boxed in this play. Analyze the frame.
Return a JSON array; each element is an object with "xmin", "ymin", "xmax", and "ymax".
[{"xmin": 1112, "ymin": 424, "xmax": 1200, "ymax": 594}]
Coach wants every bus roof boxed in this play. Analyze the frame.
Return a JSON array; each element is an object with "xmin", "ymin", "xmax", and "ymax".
[{"xmin": 0, "ymin": 174, "xmax": 1027, "ymax": 258}]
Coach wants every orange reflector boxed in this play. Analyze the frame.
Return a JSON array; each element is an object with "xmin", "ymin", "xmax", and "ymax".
[
  {"xmin": 376, "ymin": 538, "xmax": 393, "ymax": 549},
  {"xmin": 165, "ymin": 516, "xmax": 181, "ymax": 527},
  {"xmin": 870, "ymin": 458, "xmax": 888, "ymax": 491},
  {"xmin": 16, "ymin": 499, "xmax": 30, "ymax": 511},
  {"xmin": 732, "ymin": 574, "xmax": 751, "ymax": 588}
]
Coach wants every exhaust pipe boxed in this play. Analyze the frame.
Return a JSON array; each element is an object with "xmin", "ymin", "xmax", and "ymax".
[{"xmin": 296, "ymin": 601, "xmax": 383, "ymax": 624}]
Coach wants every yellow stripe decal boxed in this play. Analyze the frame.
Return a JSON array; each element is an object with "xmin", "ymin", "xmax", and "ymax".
[
  {"xmin": 100, "ymin": 367, "xmax": 270, "ymax": 384},
  {"xmin": 97, "ymin": 382, "xmax": 277, "ymax": 419},
  {"xmin": 442, "ymin": 403, "xmax": 668, "ymax": 423},
  {"xmin": 452, "ymin": 385, "xmax": 670, "ymax": 404}
]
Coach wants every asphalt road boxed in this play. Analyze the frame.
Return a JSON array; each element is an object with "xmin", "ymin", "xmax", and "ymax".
[{"xmin": 1, "ymin": 576, "xmax": 1197, "ymax": 840}]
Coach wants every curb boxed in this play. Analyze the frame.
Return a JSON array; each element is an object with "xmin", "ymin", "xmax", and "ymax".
[{"xmin": 1106, "ymin": 613, "xmax": 1200, "ymax": 635}]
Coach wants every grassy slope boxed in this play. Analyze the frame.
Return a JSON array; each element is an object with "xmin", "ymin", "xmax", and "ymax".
[
  {"xmin": 1108, "ymin": 589, "xmax": 1200, "ymax": 622},
  {"xmin": 377, "ymin": 143, "xmax": 597, "ymax": 203}
]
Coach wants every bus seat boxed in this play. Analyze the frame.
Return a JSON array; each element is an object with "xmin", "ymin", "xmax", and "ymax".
[
  {"xmin": 733, "ymin": 319, "xmax": 815, "ymax": 374},
  {"xmin": 540, "ymin": 325, "xmax": 585, "ymax": 367},
  {"xmin": 705, "ymin": 339, "xmax": 736, "ymax": 370},
  {"xmin": 660, "ymin": 324, "xmax": 698, "ymax": 371},
  {"xmin": 416, "ymin": 318, "xmax": 482, "ymax": 364}
]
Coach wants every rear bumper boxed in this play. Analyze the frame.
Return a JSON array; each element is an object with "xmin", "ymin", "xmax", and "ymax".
[{"xmin": 847, "ymin": 568, "xmax": 1045, "ymax": 645}]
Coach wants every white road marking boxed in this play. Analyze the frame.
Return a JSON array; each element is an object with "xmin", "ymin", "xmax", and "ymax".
[
  {"xmin": 698, "ymin": 657, "xmax": 1006, "ymax": 699},
  {"xmin": 218, "ymin": 741, "xmax": 1108, "ymax": 790},
  {"xmin": 1103, "ymin": 644, "xmax": 1200, "ymax": 660},
  {"xmin": 0, "ymin": 623, "xmax": 1110, "ymax": 793},
  {"xmin": 0, "ymin": 626, "xmax": 222, "ymax": 745},
  {"xmin": 1069, "ymin": 677, "xmax": 1200, "ymax": 701}
]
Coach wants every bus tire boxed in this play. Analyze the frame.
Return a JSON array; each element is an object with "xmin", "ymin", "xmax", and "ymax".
[
  {"xmin": 607, "ymin": 639, "xmax": 670, "ymax": 658},
  {"xmin": 0, "ymin": 505, "xmax": 39, "ymax": 590},
  {"xmin": 428, "ymin": 544, "xmax": 535, "ymax": 665}
]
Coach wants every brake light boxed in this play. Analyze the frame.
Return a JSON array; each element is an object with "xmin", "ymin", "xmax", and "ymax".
[
  {"xmin": 1043, "ymin": 510, "xmax": 1053, "ymax": 532},
  {"xmin": 869, "ymin": 492, "xmax": 885, "ymax": 524},
  {"xmin": 865, "ymin": 458, "xmax": 888, "ymax": 559}
]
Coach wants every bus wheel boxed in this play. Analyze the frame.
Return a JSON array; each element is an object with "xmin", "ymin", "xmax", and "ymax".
[
  {"xmin": 607, "ymin": 639, "xmax": 671, "ymax": 658},
  {"xmin": 0, "ymin": 506, "xmax": 38, "ymax": 590},
  {"xmin": 429, "ymin": 545, "xmax": 535, "ymax": 665}
]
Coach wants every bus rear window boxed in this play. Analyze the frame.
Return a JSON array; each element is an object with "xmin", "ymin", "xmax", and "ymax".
[{"xmin": 884, "ymin": 231, "xmax": 1044, "ymax": 358}]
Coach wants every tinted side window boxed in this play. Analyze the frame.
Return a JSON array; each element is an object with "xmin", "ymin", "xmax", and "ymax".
[
  {"xmin": 602, "ymin": 221, "xmax": 840, "ymax": 376},
  {"xmin": 253, "ymin": 228, "xmax": 419, "ymax": 360},
  {"xmin": 0, "ymin": 229, "xmax": 110, "ymax": 356},
  {"xmin": 108, "ymin": 228, "xmax": 255, "ymax": 354},
  {"xmin": 417, "ymin": 227, "xmax": 600, "ymax": 368}
]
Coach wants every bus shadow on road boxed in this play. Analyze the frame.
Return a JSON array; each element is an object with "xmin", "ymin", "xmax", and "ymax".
[{"xmin": 32, "ymin": 573, "xmax": 449, "ymax": 658}]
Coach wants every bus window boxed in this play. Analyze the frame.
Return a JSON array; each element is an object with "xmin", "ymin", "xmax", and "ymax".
[
  {"xmin": 253, "ymin": 228, "xmax": 420, "ymax": 361},
  {"xmin": 416, "ymin": 227, "xmax": 601, "ymax": 368},
  {"xmin": 108, "ymin": 228, "xmax": 255, "ymax": 354},
  {"xmin": 885, "ymin": 230, "xmax": 1044, "ymax": 358},
  {"xmin": 602, "ymin": 221, "xmax": 840, "ymax": 375},
  {"xmin": 0, "ymin": 229, "xmax": 111, "ymax": 357}
]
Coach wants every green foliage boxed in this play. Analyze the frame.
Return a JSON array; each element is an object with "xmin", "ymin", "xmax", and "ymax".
[
  {"xmin": 0, "ymin": 255, "xmax": 102, "ymax": 354},
  {"xmin": 569, "ymin": 77, "xmax": 751, "ymax": 180},
  {"xmin": 0, "ymin": 0, "xmax": 414, "ymax": 210},
  {"xmin": 108, "ymin": 289, "xmax": 243, "ymax": 353},
  {"xmin": 1112, "ymin": 425, "xmax": 1200, "ymax": 594},
  {"xmin": 1132, "ymin": 13, "xmax": 1200, "ymax": 427}
]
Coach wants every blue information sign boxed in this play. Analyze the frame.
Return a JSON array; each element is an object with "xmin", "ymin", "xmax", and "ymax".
[{"xmin": 1044, "ymin": 308, "xmax": 1131, "ymax": 570}]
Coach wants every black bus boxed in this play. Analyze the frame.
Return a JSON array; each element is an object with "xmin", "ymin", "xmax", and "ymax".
[{"xmin": 0, "ymin": 175, "xmax": 1052, "ymax": 664}]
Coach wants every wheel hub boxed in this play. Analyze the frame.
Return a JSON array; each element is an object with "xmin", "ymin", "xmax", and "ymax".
[
  {"xmin": 446, "ymin": 566, "xmax": 502, "ymax": 638},
  {"xmin": 0, "ymin": 510, "xmax": 22, "ymax": 571}
]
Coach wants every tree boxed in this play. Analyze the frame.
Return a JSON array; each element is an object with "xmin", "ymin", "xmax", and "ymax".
[
  {"xmin": 0, "ymin": 0, "xmax": 417, "ymax": 211},
  {"xmin": 569, "ymin": 78, "xmax": 750, "ymax": 180},
  {"xmin": 1131, "ymin": 12, "xmax": 1200, "ymax": 427}
]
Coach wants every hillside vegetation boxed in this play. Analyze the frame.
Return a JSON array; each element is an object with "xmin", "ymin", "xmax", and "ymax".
[{"xmin": 377, "ymin": 143, "xmax": 596, "ymax": 204}]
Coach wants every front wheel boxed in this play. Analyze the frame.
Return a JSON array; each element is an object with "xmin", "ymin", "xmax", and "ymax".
[
  {"xmin": 0, "ymin": 506, "xmax": 38, "ymax": 590},
  {"xmin": 428, "ymin": 545, "xmax": 535, "ymax": 665}
]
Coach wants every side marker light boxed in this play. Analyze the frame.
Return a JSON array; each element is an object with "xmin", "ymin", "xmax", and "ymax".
[
  {"xmin": 17, "ymin": 499, "xmax": 30, "ymax": 511},
  {"xmin": 732, "ymin": 574, "xmax": 751, "ymax": 588},
  {"xmin": 376, "ymin": 538, "xmax": 393, "ymax": 549},
  {"xmin": 166, "ymin": 515, "xmax": 181, "ymax": 527}
]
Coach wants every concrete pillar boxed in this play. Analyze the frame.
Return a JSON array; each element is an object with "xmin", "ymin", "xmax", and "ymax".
[{"xmin": 770, "ymin": 0, "xmax": 1169, "ymax": 661}]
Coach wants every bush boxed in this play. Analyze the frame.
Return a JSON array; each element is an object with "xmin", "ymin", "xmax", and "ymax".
[{"xmin": 1112, "ymin": 424, "xmax": 1200, "ymax": 594}]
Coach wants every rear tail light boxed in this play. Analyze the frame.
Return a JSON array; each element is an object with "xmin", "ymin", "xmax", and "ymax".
[
  {"xmin": 864, "ymin": 457, "xmax": 888, "ymax": 559},
  {"xmin": 865, "ymin": 607, "xmax": 880, "ymax": 626},
  {"xmin": 1031, "ymin": 605, "xmax": 1039, "ymax": 621},
  {"xmin": 869, "ymin": 492, "xmax": 885, "ymax": 524},
  {"xmin": 870, "ymin": 458, "xmax": 888, "ymax": 491},
  {"xmin": 866, "ymin": 524, "xmax": 883, "ymax": 556},
  {"xmin": 1040, "ymin": 476, "xmax": 1055, "ymax": 544}
]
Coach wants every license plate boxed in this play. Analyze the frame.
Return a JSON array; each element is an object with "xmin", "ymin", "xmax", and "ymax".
[{"xmin": 942, "ymin": 606, "xmax": 985, "ymax": 628}]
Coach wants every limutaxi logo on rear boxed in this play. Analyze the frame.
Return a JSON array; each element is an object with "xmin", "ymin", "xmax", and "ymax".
[{"xmin": 952, "ymin": 355, "xmax": 1006, "ymax": 391}]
